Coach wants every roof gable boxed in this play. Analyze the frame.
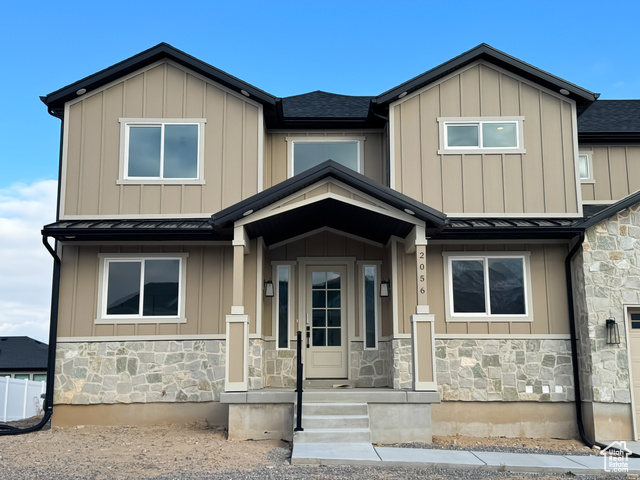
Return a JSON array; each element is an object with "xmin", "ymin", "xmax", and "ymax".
[{"xmin": 373, "ymin": 44, "xmax": 598, "ymax": 114}]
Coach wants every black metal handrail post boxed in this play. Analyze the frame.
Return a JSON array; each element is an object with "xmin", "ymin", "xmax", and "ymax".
[{"xmin": 294, "ymin": 330, "xmax": 304, "ymax": 432}]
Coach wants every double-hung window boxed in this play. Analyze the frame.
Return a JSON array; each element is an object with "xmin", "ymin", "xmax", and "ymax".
[
  {"xmin": 119, "ymin": 119, "xmax": 205, "ymax": 183},
  {"xmin": 287, "ymin": 137, "xmax": 363, "ymax": 176},
  {"xmin": 438, "ymin": 117, "xmax": 525, "ymax": 154},
  {"xmin": 443, "ymin": 252, "xmax": 532, "ymax": 322},
  {"xmin": 97, "ymin": 254, "xmax": 188, "ymax": 323}
]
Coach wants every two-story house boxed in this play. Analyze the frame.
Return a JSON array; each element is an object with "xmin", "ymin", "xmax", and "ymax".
[{"xmin": 40, "ymin": 43, "xmax": 640, "ymax": 445}]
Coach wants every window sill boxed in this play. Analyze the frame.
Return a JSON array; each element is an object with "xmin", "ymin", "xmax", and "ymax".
[
  {"xmin": 438, "ymin": 148, "xmax": 526, "ymax": 155},
  {"xmin": 580, "ymin": 179, "xmax": 595, "ymax": 184},
  {"xmin": 95, "ymin": 317, "xmax": 188, "ymax": 324},
  {"xmin": 445, "ymin": 316, "xmax": 533, "ymax": 323},
  {"xmin": 117, "ymin": 179, "xmax": 205, "ymax": 186}
]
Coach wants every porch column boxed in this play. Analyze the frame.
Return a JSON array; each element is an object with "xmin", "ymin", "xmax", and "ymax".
[
  {"xmin": 225, "ymin": 226, "xmax": 251, "ymax": 392},
  {"xmin": 406, "ymin": 226, "xmax": 436, "ymax": 391}
]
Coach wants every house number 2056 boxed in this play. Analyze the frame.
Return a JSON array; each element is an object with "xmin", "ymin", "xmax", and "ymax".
[{"xmin": 418, "ymin": 250, "xmax": 426, "ymax": 295}]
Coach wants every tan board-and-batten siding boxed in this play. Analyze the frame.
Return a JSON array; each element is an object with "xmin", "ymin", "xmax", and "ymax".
[
  {"xmin": 62, "ymin": 61, "xmax": 262, "ymax": 218},
  {"xmin": 57, "ymin": 243, "xmax": 261, "ymax": 338},
  {"xmin": 391, "ymin": 62, "xmax": 580, "ymax": 216},
  {"xmin": 580, "ymin": 145, "xmax": 640, "ymax": 202},
  {"xmin": 393, "ymin": 241, "xmax": 570, "ymax": 336}
]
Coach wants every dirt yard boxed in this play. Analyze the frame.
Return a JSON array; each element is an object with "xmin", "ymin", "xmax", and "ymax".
[{"xmin": 0, "ymin": 419, "xmax": 611, "ymax": 480}]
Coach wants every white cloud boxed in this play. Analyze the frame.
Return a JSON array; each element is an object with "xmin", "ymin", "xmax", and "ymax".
[{"xmin": 0, "ymin": 180, "xmax": 57, "ymax": 343}]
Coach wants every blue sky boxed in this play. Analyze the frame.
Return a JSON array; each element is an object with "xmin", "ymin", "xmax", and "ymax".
[{"xmin": 0, "ymin": 0, "xmax": 639, "ymax": 342}]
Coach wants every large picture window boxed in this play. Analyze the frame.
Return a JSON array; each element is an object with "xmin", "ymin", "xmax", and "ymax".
[
  {"xmin": 443, "ymin": 253, "xmax": 532, "ymax": 322},
  {"xmin": 119, "ymin": 119, "xmax": 205, "ymax": 183},
  {"xmin": 438, "ymin": 117, "xmax": 525, "ymax": 154},
  {"xmin": 98, "ymin": 254, "xmax": 188, "ymax": 323},
  {"xmin": 288, "ymin": 138, "xmax": 363, "ymax": 176}
]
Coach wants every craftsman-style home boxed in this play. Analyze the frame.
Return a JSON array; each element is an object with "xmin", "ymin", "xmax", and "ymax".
[{"xmin": 41, "ymin": 43, "xmax": 640, "ymax": 444}]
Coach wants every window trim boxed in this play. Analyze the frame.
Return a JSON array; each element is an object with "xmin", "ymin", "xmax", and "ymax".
[
  {"xmin": 286, "ymin": 136, "xmax": 365, "ymax": 178},
  {"xmin": 359, "ymin": 262, "xmax": 381, "ymax": 350},
  {"xmin": 273, "ymin": 263, "xmax": 295, "ymax": 350},
  {"xmin": 437, "ymin": 116, "xmax": 525, "ymax": 154},
  {"xmin": 118, "ymin": 118, "xmax": 206, "ymax": 185},
  {"xmin": 578, "ymin": 151, "xmax": 595, "ymax": 183},
  {"xmin": 96, "ymin": 253, "xmax": 188, "ymax": 324},
  {"xmin": 442, "ymin": 252, "xmax": 533, "ymax": 322}
]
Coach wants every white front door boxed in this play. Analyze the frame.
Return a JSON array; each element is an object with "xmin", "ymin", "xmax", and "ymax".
[{"xmin": 305, "ymin": 266, "xmax": 348, "ymax": 378}]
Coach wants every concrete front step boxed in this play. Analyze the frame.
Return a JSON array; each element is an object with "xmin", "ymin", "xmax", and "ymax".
[
  {"xmin": 294, "ymin": 428, "xmax": 372, "ymax": 443},
  {"xmin": 298, "ymin": 414, "xmax": 370, "ymax": 429},
  {"xmin": 301, "ymin": 402, "xmax": 368, "ymax": 416}
]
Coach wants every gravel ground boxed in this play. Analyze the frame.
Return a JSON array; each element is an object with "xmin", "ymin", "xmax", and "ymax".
[{"xmin": 0, "ymin": 422, "xmax": 629, "ymax": 480}]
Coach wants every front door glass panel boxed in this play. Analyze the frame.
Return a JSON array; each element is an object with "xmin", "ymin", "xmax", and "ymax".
[{"xmin": 311, "ymin": 271, "xmax": 341, "ymax": 347}]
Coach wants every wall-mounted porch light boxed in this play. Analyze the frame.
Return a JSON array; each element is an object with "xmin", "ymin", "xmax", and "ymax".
[
  {"xmin": 264, "ymin": 280, "xmax": 274, "ymax": 298},
  {"xmin": 606, "ymin": 318, "xmax": 620, "ymax": 345},
  {"xmin": 380, "ymin": 280, "xmax": 390, "ymax": 298}
]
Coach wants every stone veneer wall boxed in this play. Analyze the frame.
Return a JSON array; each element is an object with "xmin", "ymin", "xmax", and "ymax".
[
  {"xmin": 435, "ymin": 339, "xmax": 574, "ymax": 402},
  {"xmin": 571, "ymin": 203, "xmax": 639, "ymax": 404},
  {"xmin": 350, "ymin": 341, "xmax": 391, "ymax": 387},
  {"xmin": 261, "ymin": 340, "xmax": 392, "ymax": 388},
  {"xmin": 391, "ymin": 338, "xmax": 413, "ymax": 389},
  {"xmin": 54, "ymin": 341, "xmax": 225, "ymax": 405}
]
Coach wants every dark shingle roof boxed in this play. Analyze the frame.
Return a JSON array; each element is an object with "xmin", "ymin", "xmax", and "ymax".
[
  {"xmin": 282, "ymin": 91, "xmax": 373, "ymax": 118},
  {"xmin": 578, "ymin": 100, "xmax": 640, "ymax": 132},
  {"xmin": 0, "ymin": 337, "xmax": 48, "ymax": 371}
]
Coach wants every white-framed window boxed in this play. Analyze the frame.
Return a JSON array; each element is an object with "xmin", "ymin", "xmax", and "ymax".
[
  {"xmin": 442, "ymin": 252, "xmax": 533, "ymax": 322},
  {"xmin": 118, "ymin": 118, "xmax": 206, "ymax": 184},
  {"xmin": 287, "ymin": 137, "xmax": 364, "ymax": 177},
  {"xmin": 8, "ymin": 373, "xmax": 46, "ymax": 382},
  {"xmin": 578, "ymin": 152, "xmax": 594, "ymax": 182},
  {"xmin": 274, "ymin": 264, "xmax": 294, "ymax": 350},
  {"xmin": 97, "ymin": 253, "xmax": 188, "ymax": 323},
  {"xmin": 437, "ymin": 117, "xmax": 525, "ymax": 154},
  {"xmin": 359, "ymin": 263, "xmax": 380, "ymax": 349}
]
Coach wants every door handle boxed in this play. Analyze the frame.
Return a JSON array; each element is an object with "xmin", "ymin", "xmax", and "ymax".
[{"xmin": 305, "ymin": 313, "xmax": 310, "ymax": 348}]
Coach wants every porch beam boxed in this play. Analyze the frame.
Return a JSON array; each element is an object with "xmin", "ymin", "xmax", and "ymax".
[{"xmin": 404, "ymin": 225, "xmax": 427, "ymax": 254}]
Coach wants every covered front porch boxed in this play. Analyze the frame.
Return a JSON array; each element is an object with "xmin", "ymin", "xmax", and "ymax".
[{"xmin": 211, "ymin": 161, "xmax": 446, "ymax": 441}]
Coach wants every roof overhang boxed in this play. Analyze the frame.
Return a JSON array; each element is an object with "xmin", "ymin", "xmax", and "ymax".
[
  {"xmin": 374, "ymin": 44, "xmax": 598, "ymax": 115},
  {"xmin": 40, "ymin": 43, "xmax": 278, "ymax": 121},
  {"xmin": 437, "ymin": 217, "xmax": 584, "ymax": 240},
  {"xmin": 42, "ymin": 218, "xmax": 219, "ymax": 242},
  {"xmin": 211, "ymin": 161, "xmax": 448, "ymax": 245}
]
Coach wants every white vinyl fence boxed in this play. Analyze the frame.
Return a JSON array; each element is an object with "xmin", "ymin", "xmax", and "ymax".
[{"xmin": 0, "ymin": 377, "xmax": 46, "ymax": 422}]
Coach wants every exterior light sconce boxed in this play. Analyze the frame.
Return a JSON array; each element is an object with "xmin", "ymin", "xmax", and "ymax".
[
  {"xmin": 606, "ymin": 318, "xmax": 620, "ymax": 345},
  {"xmin": 380, "ymin": 280, "xmax": 390, "ymax": 298},
  {"xmin": 264, "ymin": 280, "xmax": 274, "ymax": 298}
]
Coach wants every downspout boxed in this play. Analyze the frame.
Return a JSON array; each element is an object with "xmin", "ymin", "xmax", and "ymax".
[
  {"xmin": 0, "ymin": 111, "xmax": 64, "ymax": 435},
  {"xmin": 565, "ymin": 232, "xmax": 610, "ymax": 451}
]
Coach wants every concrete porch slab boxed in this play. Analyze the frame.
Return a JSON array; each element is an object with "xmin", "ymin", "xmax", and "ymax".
[{"xmin": 291, "ymin": 442, "xmax": 381, "ymax": 465}]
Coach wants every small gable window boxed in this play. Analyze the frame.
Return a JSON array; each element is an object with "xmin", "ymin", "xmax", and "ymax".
[
  {"xmin": 119, "ymin": 119, "xmax": 205, "ymax": 184},
  {"xmin": 578, "ymin": 152, "xmax": 594, "ymax": 182},
  {"xmin": 287, "ymin": 137, "xmax": 363, "ymax": 176},
  {"xmin": 438, "ymin": 117, "xmax": 525, "ymax": 154}
]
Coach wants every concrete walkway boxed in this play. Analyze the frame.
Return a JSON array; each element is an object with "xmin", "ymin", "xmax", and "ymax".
[{"xmin": 292, "ymin": 442, "xmax": 640, "ymax": 475}]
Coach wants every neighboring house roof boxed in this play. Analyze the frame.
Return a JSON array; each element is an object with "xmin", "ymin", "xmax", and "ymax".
[
  {"xmin": 211, "ymin": 160, "xmax": 448, "ymax": 245},
  {"xmin": 578, "ymin": 100, "xmax": 640, "ymax": 143},
  {"xmin": 42, "ymin": 218, "xmax": 216, "ymax": 242},
  {"xmin": 0, "ymin": 337, "xmax": 48, "ymax": 371},
  {"xmin": 373, "ymin": 43, "xmax": 598, "ymax": 114}
]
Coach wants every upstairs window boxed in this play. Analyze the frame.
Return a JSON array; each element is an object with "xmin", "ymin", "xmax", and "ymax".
[
  {"xmin": 119, "ymin": 119, "xmax": 205, "ymax": 184},
  {"xmin": 578, "ymin": 152, "xmax": 594, "ymax": 182},
  {"xmin": 438, "ymin": 117, "xmax": 525, "ymax": 154},
  {"xmin": 287, "ymin": 137, "xmax": 363, "ymax": 176}
]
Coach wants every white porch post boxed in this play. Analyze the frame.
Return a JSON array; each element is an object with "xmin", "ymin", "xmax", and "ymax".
[
  {"xmin": 406, "ymin": 226, "xmax": 437, "ymax": 391},
  {"xmin": 225, "ymin": 225, "xmax": 251, "ymax": 392}
]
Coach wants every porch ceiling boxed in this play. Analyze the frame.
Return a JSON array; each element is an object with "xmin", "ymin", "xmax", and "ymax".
[{"xmin": 243, "ymin": 197, "xmax": 416, "ymax": 245}]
